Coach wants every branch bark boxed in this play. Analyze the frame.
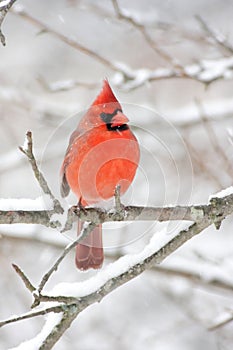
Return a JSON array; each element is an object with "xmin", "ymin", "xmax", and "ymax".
[
  {"xmin": 0, "ymin": 195, "xmax": 232, "ymax": 231},
  {"xmin": 19, "ymin": 131, "xmax": 63, "ymax": 215},
  {"xmin": 0, "ymin": 306, "xmax": 64, "ymax": 328},
  {"xmin": 0, "ymin": 0, "xmax": 17, "ymax": 45},
  {"xmin": 196, "ymin": 15, "xmax": 233, "ymax": 55}
]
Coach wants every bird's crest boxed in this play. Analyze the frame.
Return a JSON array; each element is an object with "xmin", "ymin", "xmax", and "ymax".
[{"xmin": 92, "ymin": 79, "xmax": 119, "ymax": 106}]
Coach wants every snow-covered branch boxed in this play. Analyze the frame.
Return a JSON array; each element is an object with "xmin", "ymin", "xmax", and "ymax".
[
  {"xmin": 3, "ymin": 197, "xmax": 233, "ymax": 349},
  {"xmin": 40, "ymin": 56, "xmax": 233, "ymax": 92},
  {"xmin": 1, "ymin": 191, "xmax": 233, "ymax": 231},
  {"xmin": 112, "ymin": 56, "xmax": 233, "ymax": 90},
  {"xmin": 10, "ymin": 6, "xmax": 233, "ymax": 92}
]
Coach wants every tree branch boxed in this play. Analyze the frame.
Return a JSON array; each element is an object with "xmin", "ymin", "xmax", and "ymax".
[
  {"xmin": 36, "ymin": 222, "xmax": 96, "ymax": 298},
  {"xmin": 12, "ymin": 263, "xmax": 36, "ymax": 293},
  {"xmin": 19, "ymin": 131, "xmax": 63, "ymax": 215},
  {"xmin": 196, "ymin": 15, "xmax": 233, "ymax": 55},
  {"xmin": 12, "ymin": 6, "xmax": 117, "ymax": 71},
  {"xmin": 105, "ymin": 253, "xmax": 233, "ymax": 294},
  {"xmin": 111, "ymin": 0, "xmax": 182, "ymax": 69},
  {"xmin": 0, "ymin": 305, "xmax": 64, "ymax": 328},
  {"xmin": 0, "ymin": 193, "xmax": 232, "ymax": 231},
  {"xmin": 27, "ymin": 222, "xmax": 212, "ymax": 349},
  {"xmin": 209, "ymin": 312, "xmax": 233, "ymax": 331},
  {"xmin": 0, "ymin": 209, "xmax": 60, "ymax": 228},
  {"xmin": 39, "ymin": 307, "xmax": 79, "ymax": 350},
  {"xmin": 11, "ymin": 6, "xmax": 233, "ymax": 91},
  {"xmin": 2, "ymin": 188, "xmax": 233, "ymax": 348},
  {"xmin": 0, "ymin": 0, "xmax": 17, "ymax": 46}
]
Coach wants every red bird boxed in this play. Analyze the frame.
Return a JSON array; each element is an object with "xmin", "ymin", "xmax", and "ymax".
[{"xmin": 60, "ymin": 80, "xmax": 140, "ymax": 270}]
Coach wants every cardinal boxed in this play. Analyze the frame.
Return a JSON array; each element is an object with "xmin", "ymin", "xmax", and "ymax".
[{"xmin": 60, "ymin": 79, "xmax": 140, "ymax": 270}]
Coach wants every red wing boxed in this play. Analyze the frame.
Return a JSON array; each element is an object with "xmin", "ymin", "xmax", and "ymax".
[{"xmin": 60, "ymin": 128, "xmax": 81, "ymax": 198}]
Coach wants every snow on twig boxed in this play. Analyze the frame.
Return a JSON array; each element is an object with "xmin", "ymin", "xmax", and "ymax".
[
  {"xmin": 10, "ymin": 6, "xmax": 233, "ymax": 92},
  {"xmin": 112, "ymin": 56, "xmax": 233, "ymax": 90},
  {"xmin": 209, "ymin": 186, "xmax": 233, "ymax": 200}
]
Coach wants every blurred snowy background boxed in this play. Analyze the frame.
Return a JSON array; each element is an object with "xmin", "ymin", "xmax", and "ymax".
[{"xmin": 0, "ymin": 0, "xmax": 233, "ymax": 349}]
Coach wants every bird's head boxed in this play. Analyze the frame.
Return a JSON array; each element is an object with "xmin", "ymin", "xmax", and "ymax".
[{"xmin": 85, "ymin": 79, "xmax": 129, "ymax": 131}]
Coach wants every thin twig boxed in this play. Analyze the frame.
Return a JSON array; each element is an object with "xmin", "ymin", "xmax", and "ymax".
[
  {"xmin": 19, "ymin": 131, "xmax": 63, "ymax": 214},
  {"xmin": 12, "ymin": 7, "xmax": 117, "ymax": 71},
  {"xmin": 209, "ymin": 313, "xmax": 233, "ymax": 331},
  {"xmin": 196, "ymin": 15, "xmax": 233, "ymax": 55},
  {"xmin": 111, "ymin": 0, "xmax": 184, "ymax": 71},
  {"xmin": 37, "ymin": 76, "xmax": 98, "ymax": 93},
  {"xmin": 0, "ymin": 0, "xmax": 17, "ymax": 46},
  {"xmin": 36, "ymin": 222, "xmax": 96, "ymax": 297},
  {"xmin": 114, "ymin": 184, "xmax": 123, "ymax": 213},
  {"xmin": 153, "ymin": 266, "xmax": 233, "ymax": 293},
  {"xmin": 12, "ymin": 263, "xmax": 36, "ymax": 292},
  {"xmin": 0, "ymin": 305, "xmax": 65, "ymax": 328}
]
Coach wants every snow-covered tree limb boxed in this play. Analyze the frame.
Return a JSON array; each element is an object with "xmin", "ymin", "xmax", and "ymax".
[
  {"xmin": 1, "ymin": 193, "xmax": 232, "ymax": 230},
  {"xmin": 11, "ymin": 6, "xmax": 233, "ymax": 92},
  {"xmin": 3, "ymin": 192, "xmax": 233, "ymax": 349}
]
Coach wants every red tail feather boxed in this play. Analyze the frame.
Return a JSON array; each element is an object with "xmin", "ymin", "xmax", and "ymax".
[{"xmin": 75, "ymin": 222, "xmax": 103, "ymax": 270}]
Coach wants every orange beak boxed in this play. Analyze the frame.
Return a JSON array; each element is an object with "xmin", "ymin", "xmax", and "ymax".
[{"xmin": 111, "ymin": 112, "xmax": 129, "ymax": 127}]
